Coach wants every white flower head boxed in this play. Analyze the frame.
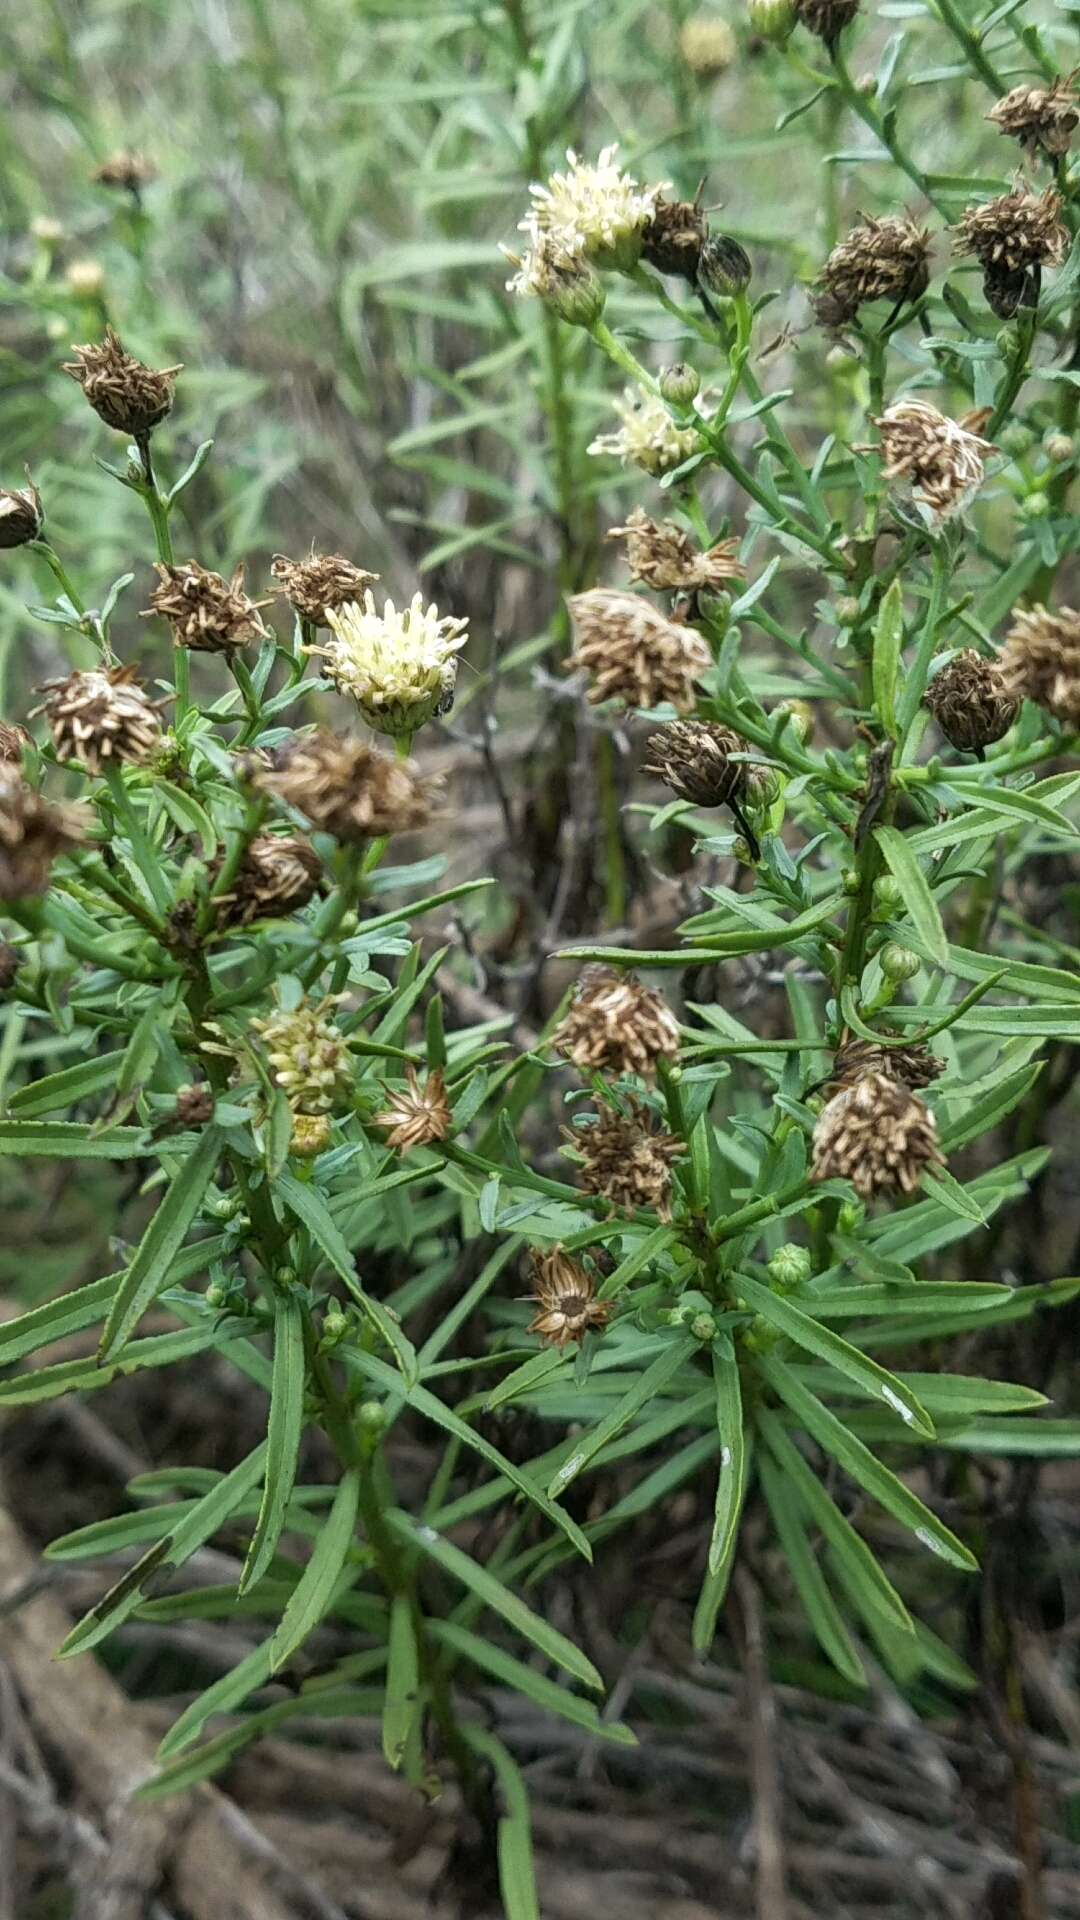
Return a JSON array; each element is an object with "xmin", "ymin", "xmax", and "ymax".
[
  {"xmin": 516, "ymin": 145, "xmax": 667, "ymax": 276},
  {"xmin": 588, "ymin": 386, "xmax": 709, "ymax": 478},
  {"xmin": 307, "ymin": 591, "xmax": 468, "ymax": 738},
  {"xmin": 503, "ymin": 233, "xmax": 605, "ymax": 325},
  {"xmin": 873, "ymin": 398, "xmax": 992, "ymax": 533}
]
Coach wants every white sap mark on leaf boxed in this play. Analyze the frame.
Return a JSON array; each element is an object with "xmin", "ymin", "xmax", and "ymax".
[
  {"xmin": 915, "ymin": 1526, "xmax": 948, "ymax": 1557},
  {"xmin": 880, "ymin": 1385, "xmax": 916, "ymax": 1426},
  {"xmin": 720, "ymin": 1446, "xmax": 732, "ymax": 1469},
  {"xmin": 418, "ymin": 1525, "xmax": 440, "ymax": 1544}
]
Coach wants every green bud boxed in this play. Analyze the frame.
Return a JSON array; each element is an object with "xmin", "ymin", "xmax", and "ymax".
[
  {"xmin": 357, "ymin": 1400, "xmax": 387, "ymax": 1435},
  {"xmin": 837, "ymin": 1201, "xmax": 863, "ymax": 1234},
  {"xmin": 999, "ymin": 421, "xmax": 1035, "ymax": 458},
  {"xmin": 690, "ymin": 1312, "xmax": 718, "ymax": 1343},
  {"xmin": 276, "ymin": 1266, "xmax": 298, "ymax": 1288},
  {"xmin": 835, "ymin": 596, "xmax": 861, "ymax": 627},
  {"xmin": 774, "ymin": 698, "xmax": 814, "ymax": 743},
  {"xmin": 1044, "ymin": 433, "xmax": 1074, "ymax": 464},
  {"xmin": 879, "ymin": 942, "xmax": 921, "ymax": 983},
  {"xmin": 205, "ymin": 1282, "xmax": 226, "ymax": 1309},
  {"xmin": 767, "ymin": 1243, "xmax": 812, "ymax": 1292},
  {"xmin": 322, "ymin": 1309, "xmax": 348, "ymax": 1344},
  {"xmin": 698, "ymin": 233, "xmax": 752, "ymax": 299},
  {"xmin": 842, "ymin": 866, "xmax": 860, "ymax": 894},
  {"xmin": 660, "ymin": 361, "xmax": 701, "ymax": 407},
  {"xmin": 747, "ymin": 0, "xmax": 796, "ymax": 40},
  {"xmin": 546, "ymin": 257, "xmax": 606, "ymax": 328},
  {"xmin": 1018, "ymin": 492, "xmax": 1050, "ymax": 522},
  {"xmin": 873, "ymin": 874, "xmax": 903, "ymax": 914},
  {"xmin": 205, "ymin": 1190, "xmax": 243, "ymax": 1222}
]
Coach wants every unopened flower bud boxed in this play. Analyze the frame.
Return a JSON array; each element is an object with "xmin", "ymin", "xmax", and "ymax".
[
  {"xmin": 748, "ymin": 0, "xmax": 796, "ymax": 39},
  {"xmin": 836, "ymin": 596, "xmax": 861, "ymax": 627},
  {"xmin": 290, "ymin": 1111, "xmax": 332, "ymax": 1158},
  {"xmin": 679, "ymin": 15, "xmax": 736, "ymax": 75},
  {"xmin": 842, "ymin": 866, "xmax": 860, "ymax": 894},
  {"xmin": 873, "ymin": 874, "xmax": 903, "ymax": 913},
  {"xmin": 660, "ymin": 362, "xmax": 700, "ymax": 407},
  {"xmin": 774, "ymin": 698, "xmax": 814, "ymax": 742},
  {"xmin": 322, "ymin": 1308, "xmax": 348, "ymax": 1345},
  {"xmin": 1045, "ymin": 433, "xmax": 1074, "ymax": 463},
  {"xmin": 1000, "ymin": 422, "xmax": 1035, "ymax": 457},
  {"xmin": 690, "ymin": 1312, "xmax": 718, "ymax": 1342},
  {"xmin": 357, "ymin": 1399, "xmax": 387, "ymax": 1435},
  {"xmin": 698, "ymin": 233, "xmax": 752, "ymax": 299},
  {"xmin": 880, "ymin": 942, "xmax": 921, "ymax": 983},
  {"xmin": 205, "ymin": 1282, "xmax": 227, "ymax": 1309},
  {"xmin": 1019, "ymin": 492, "xmax": 1050, "ymax": 521},
  {"xmin": 767, "ymin": 1243, "xmax": 812, "ymax": 1292},
  {"xmin": 205, "ymin": 1190, "xmax": 244, "ymax": 1221},
  {"xmin": 837, "ymin": 1201, "xmax": 863, "ymax": 1233},
  {"xmin": 276, "ymin": 1267, "xmax": 298, "ymax": 1288}
]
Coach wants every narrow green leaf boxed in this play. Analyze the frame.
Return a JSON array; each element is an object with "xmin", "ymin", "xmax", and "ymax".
[
  {"xmin": 460, "ymin": 1727, "xmax": 540, "ymax": 1920},
  {"xmin": 736, "ymin": 1273, "xmax": 934, "ymax": 1435},
  {"xmin": 484, "ymin": 1346, "xmax": 566, "ymax": 1410},
  {"xmin": 708, "ymin": 1336, "xmax": 745, "ymax": 1577},
  {"xmin": 692, "ymin": 1432, "xmax": 752, "ymax": 1656},
  {"xmin": 59, "ymin": 1444, "xmax": 267, "ymax": 1657},
  {"xmin": 276, "ymin": 1168, "xmax": 417, "ymax": 1384},
  {"xmin": 920, "ymin": 1167, "xmax": 987, "ymax": 1226},
  {"xmin": 872, "ymin": 580, "xmax": 903, "ymax": 739},
  {"xmin": 808, "ymin": 1279, "xmax": 1010, "ymax": 1318},
  {"xmin": 382, "ymin": 1593, "xmax": 421, "ymax": 1771},
  {"xmin": 0, "ymin": 1325, "xmax": 227, "ymax": 1407},
  {"xmin": 759, "ymin": 1355, "xmax": 977, "ymax": 1570},
  {"xmin": 99, "ymin": 1128, "xmax": 223, "ymax": 1360},
  {"xmin": 759, "ymin": 1454, "xmax": 865, "ymax": 1686},
  {"xmin": 756, "ymin": 1409, "xmax": 913, "ymax": 1634},
  {"xmin": 270, "ymin": 1466, "xmax": 361, "ymax": 1672},
  {"xmin": 158, "ymin": 1638, "xmax": 273, "ymax": 1760},
  {"xmin": 874, "ymin": 826, "xmax": 948, "ymax": 968},
  {"xmin": 387, "ymin": 1510, "xmax": 602, "ymax": 1690},
  {"xmin": 240, "ymin": 1293, "xmax": 307, "ymax": 1595},
  {"xmin": 8, "ymin": 1051, "xmax": 125, "ymax": 1116},
  {"xmin": 429, "ymin": 1620, "xmax": 635, "ymax": 1746},
  {"xmin": 0, "ymin": 1119, "xmax": 145, "ymax": 1159},
  {"xmin": 547, "ymin": 1337, "xmax": 696, "ymax": 1499}
]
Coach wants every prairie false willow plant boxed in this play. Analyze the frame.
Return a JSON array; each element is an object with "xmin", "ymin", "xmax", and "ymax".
[{"xmin": 3, "ymin": 10, "xmax": 1080, "ymax": 1918}]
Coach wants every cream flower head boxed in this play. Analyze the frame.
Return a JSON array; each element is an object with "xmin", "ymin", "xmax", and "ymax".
[
  {"xmin": 516, "ymin": 145, "xmax": 666, "ymax": 276},
  {"xmin": 588, "ymin": 387, "xmax": 707, "ymax": 478},
  {"xmin": 307, "ymin": 591, "xmax": 468, "ymax": 738}
]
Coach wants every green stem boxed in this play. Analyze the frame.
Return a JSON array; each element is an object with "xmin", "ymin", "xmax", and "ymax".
[
  {"xmin": 830, "ymin": 48, "xmax": 950, "ymax": 219},
  {"xmin": 596, "ymin": 732, "xmax": 627, "ymax": 925},
  {"xmin": 930, "ymin": 0, "xmax": 1007, "ymax": 94}
]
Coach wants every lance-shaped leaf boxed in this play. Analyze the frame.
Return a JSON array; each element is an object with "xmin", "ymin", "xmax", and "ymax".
[
  {"xmin": 708, "ymin": 1335, "xmax": 745, "ymax": 1578},
  {"xmin": 240, "ymin": 1292, "xmax": 307, "ymax": 1595},
  {"xmin": 276, "ymin": 1167, "xmax": 419, "ymax": 1384},
  {"xmin": 874, "ymin": 825, "xmax": 948, "ymax": 969},
  {"xmin": 735, "ymin": 1273, "xmax": 934, "ymax": 1435},
  {"xmin": 270, "ymin": 1466, "xmax": 361, "ymax": 1672},
  {"xmin": 759, "ymin": 1453, "xmax": 865, "ymax": 1687},
  {"xmin": 99, "ymin": 1128, "xmax": 224, "ymax": 1361}
]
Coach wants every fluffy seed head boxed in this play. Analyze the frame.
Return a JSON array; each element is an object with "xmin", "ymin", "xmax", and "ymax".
[
  {"xmin": 873, "ymin": 398, "xmax": 992, "ymax": 531},
  {"xmin": 92, "ymin": 150, "xmax": 157, "ymax": 191},
  {"xmin": 641, "ymin": 194, "xmax": 709, "ymax": 281},
  {"xmin": 250, "ymin": 997, "xmax": 353, "ymax": 1115},
  {"xmin": 0, "ymin": 770, "xmax": 86, "ymax": 900},
  {"xmin": 679, "ymin": 14, "xmax": 737, "ymax": 73},
  {"xmin": 609, "ymin": 509, "xmax": 744, "ymax": 594},
  {"xmin": 567, "ymin": 590, "xmax": 711, "ymax": 712},
  {"xmin": 588, "ymin": 386, "xmax": 707, "ymax": 478},
  {"xmin": 307, "ymin": 591, "xmax": 467, "ymax": 737},
  {"xmin": 988, "ymin": 80, "xmax": 1079, "ymax": 161},
  {"xmin": 811, "ymin": 1071, "xmax": 943, "ymax": 1199},
  {"xmin": 551, "ymin": 967, "xmax": 680, "ymax": 1079},
  {"xmin": 999, "ymin": 604, "xmax": 1080, "ymax": 729},
  {"xmin": 793, "ymin": 0, "xmax": 859, "ymax": 48},
  {"xmin": 923, "ymin": 649, "xmax": 1019, "ymax": 752},
  {"xmin": 644, "ymin": 719, "xmax": 750, "ymax": 807},
  {"xmin": 515, "ymin": 146, "xmax": 666, "ymax": 276},
  {"xmin": 63, "ymin": 326, "xmax": 181, "ymax": 436},
  {"xmin": 954, "ymin": 187, "xmax": 1067, "ymax": 316},
  {"xmin": 270, "ymin": 552, "xmax": 379, "ymax": 627},
  {"xmin": 35, "ymin": 665, "xmax": 162, "ymax": 774},
  {"xmin": 0, "ymin": 474, "xmax": 44, "ymax": 549},
  {"xmin": 830, "ymin": 1037, "xmax": 943, "ymax": 1093},
  {"xmin": 812, "ymin": 215, "xmax": 932, "ymax": 331},
  {"xmin": 146, "ymin": 561, "xmax": 271, "ymax": 654},
  {"xmin": 211, "ymin": 834, "xmax": 322, "ymax": 927},
  {"xmin": 525, "ymin": 1248, "xmax": 613, "ymax": 1350},
  {"xmin": 563, "ymin": 1096, "xmax": 684, "ymax": 1218},
  {"xmin": 254, "ymin": 730, "xmax": 432, "ymax": 841},
  {"xmin": 373, "ymin": 1067, "xmax": 453, "ymax": 1151}
]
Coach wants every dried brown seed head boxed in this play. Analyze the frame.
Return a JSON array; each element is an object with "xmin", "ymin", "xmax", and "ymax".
[
  {"xmin": 254, "ymin": 730, "xmax": 432, "ymax": 841},
  {"xmin": 210, "ymin": 833, "xmax": 322, "ymax": 927},
  {"xmin": 0, "ymin": 474, "xmax": 44, "ymax": 549},
  {"xmin": 250, "ymin": 997, "xmax": 353, "ymax": 1115},
  {"xmin": 566, "ymin": 589, "xmax": 711, "ymax": 712},
  {"xmin": 812, "ymin": 214, "xmax": 932, "ymax": 331},
  {"xmin": 988, "ymin": 79, "xmax": 1079, "ymax": 161},
  {"xmin": 270, "ymin": 552, "xmax": 380, "ymax": 627},
  {"xmin": 551, "ymin": 967, "xmax": 680, "ymax": 1079},
  {"xmin": 793, "ymin": 0, "xmax": 859, "ymax": 49},
  {"xmin": 608, "ymin": 507, "xmax": 744, "ymax": 594},
  {"xmin": 34, "ymin": 665, "xmax": 162, "ymax": 774},
  {"xmin": 0, "ymin": 723, "xmax": 31, "ymax": 765},
  {"xmin": 953, "ymin": 187, "xmax": 1067, "ymax": 315},
  {"xmin": 830, "ymin": 1037, "xmax": 943, "ymax": 1094},
  {"xmin": 999, "ymin": 603, "xmax": 1080, "ymax": 729},
  {"xmin": 63, "ymin": 326, "xmax": 181, "ymax": 436},
  {"xmin": 811, "ymin": 1071, "xmax": 943, "ymax": 1199},
  {"xmin": 525, "ymin": 1247, "xmax": 613, "ymax": 1350},
  {"xmin": 872, "ymin": 398, "xmax": 992, "ymax": 531},
  {"xmin": 0, "ymin": 769, "xmax": 87, "ymax": 900},
  {"xmin": 374, "ymin": 1067, "xmax": 453, "ymax": 1151},
  {"xmin": 923, "ymin": 648, "xmax": 1019, "ymax": 752},
  {"xmin": 92, "ymin": 150, "xmax": 157, "ymax": 191},
  {"xmin": 641, "ymin": 193, "xmax": 709, "ymax": 281},
  {"xmin": 174, "ymin": 1084, "xmax": 215, "ymax": 1129},
  {"xmin": 644, "ymin": 719, "xmax": 750, "ymax": 807},
  {"xmin": 146, "ymin": 560, "xmax": 271, "ymax": 654},
  {"xmin": 562, "ymin": 1096, "xmax": 683, "ymax": 1218}
]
